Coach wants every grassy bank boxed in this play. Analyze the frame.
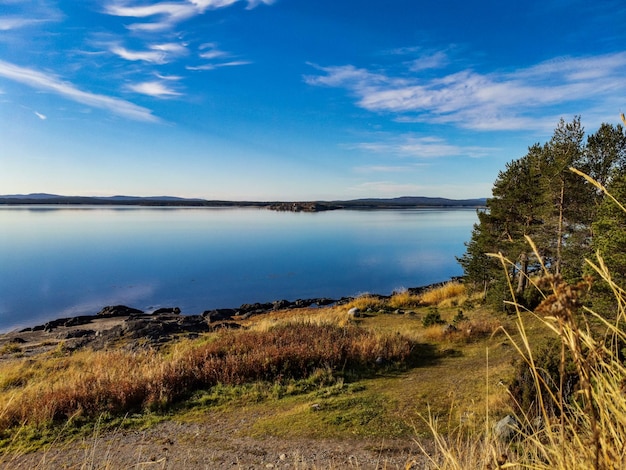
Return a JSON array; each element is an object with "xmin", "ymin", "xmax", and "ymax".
[{"xmin": 0, "ymin": 282, "xmax": 519, "ymax": 457}]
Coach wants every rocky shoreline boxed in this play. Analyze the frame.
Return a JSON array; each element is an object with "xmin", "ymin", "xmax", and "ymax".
[{"xmin": 0, "ymin": 281, "xmax": 456, "ymax": 358}]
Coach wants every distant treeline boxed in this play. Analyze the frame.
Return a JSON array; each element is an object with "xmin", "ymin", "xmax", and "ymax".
[{"xmin": 0, "ymin": 195, "xmax": 487, "ymax": 212}]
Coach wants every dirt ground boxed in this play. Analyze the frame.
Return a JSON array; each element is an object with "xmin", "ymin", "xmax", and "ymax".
[{"xmin": 0, "ymin": 417, "xmax": 431, "ymax": 469}]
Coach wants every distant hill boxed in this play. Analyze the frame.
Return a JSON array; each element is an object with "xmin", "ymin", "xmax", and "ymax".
[
  {"xmin": 339, "ymin": 196, "xmax": 487, "ymax": 208},
  {"xmin": 0, "ymin": 193, "xmax": 486, "ymax": 211}
]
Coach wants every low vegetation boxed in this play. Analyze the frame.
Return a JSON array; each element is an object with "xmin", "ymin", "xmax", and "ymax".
[{"xmin": 0, "ymin": 279, "xmax": 513, "ymax": 456}]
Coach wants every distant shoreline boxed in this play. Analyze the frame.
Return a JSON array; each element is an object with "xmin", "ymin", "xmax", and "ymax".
[{"xmin": 0, "ymin": 194, "xmax": 486, "ymax": 212}]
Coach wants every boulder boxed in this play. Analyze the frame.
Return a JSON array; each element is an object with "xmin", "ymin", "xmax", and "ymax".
[
  {"xmin": 494, "ymin": 415, "xmax": 520, "ymax": 442},
  {"xmin": 153, "ymin": 307, "xmax": 181, "ymax": 315},
  {"xmin": 203, "ymin": 308, "xmax": 236, "ymax": 322},
  {"xmin": 59, "ymin": 329, "xmax": 95, "ymax": 340},
  {"xmin": 63, "ymin": 315, "xmax": 96, "ymax": 327},
  {"xmin": 238, "ymin": 302, "xmax": 273, "ymax": 314},
  {"xmin": 294, "ymin": 299, "xmax": 313, "ymax": 308},
  {"xmin": 97, "ymin": 305, "xmax": 144, "ymax": 317},
  {"xmin": 272, "ymin": 299, "xmax": 292, "ymax": 310},
  {"xmin": 347, "ymin": 307, "xmax": 361, "ymax": 318},
  {"xmin": 122, "ymin": 313, "xmax": 210, "ymax": 341}
]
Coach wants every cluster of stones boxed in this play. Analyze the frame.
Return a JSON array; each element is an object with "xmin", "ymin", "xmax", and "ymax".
[{"xmin": 13, "ymin": 296, "xmax": 361, "ymax": 350}]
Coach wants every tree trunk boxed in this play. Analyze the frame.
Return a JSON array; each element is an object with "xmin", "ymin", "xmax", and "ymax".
[
  {"xmin": 555, "ymin": 181, "xmax": 565, "ymax": 275},
  {"xmin": 516, "ymin": 251, "xmax": 529, "ymax": 295}
]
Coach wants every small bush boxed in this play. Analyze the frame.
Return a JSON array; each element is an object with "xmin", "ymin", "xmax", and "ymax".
[
  {"xmin": 422, "ymin": 309, "xmax": 445, "ymax": 327},
  {"xmin": 452, "ymin": 309, "xmax": 466, "ymax": 325}
]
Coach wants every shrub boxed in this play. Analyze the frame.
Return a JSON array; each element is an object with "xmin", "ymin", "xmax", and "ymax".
[{"xmin": 422, "ymin": 309, "xmax": 445, "ymax": 327}]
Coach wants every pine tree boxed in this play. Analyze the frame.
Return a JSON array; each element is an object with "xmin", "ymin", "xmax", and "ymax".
[
  {"xmin": 458, "ymin": 117, "xmax": 626, "ymax": 309},
  {"xmin": 459, "ymin": 145, "xmax": 546, "ymax": 306},
  {"xmin": 538, "ymin": 117, "xmax": 588, "ymax": 279}
]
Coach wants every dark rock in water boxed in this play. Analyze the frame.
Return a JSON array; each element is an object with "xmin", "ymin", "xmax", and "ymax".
[
  {"xmin": 203, "ymin": 308, "xmax": 236, "ymax": 322},
  {"xmin": 315, "ymin": 298, "xmax": 335, "ymax": 306},
  {"xmin": 153, "ymin": 307, "xmax": 181, "ymax": 315},
  {"xmin": 97, "ymin": 305, "xmax": 144, "ymax": 317}
]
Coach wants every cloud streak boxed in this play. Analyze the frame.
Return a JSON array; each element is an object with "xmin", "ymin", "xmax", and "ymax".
[
  {"xmin": 352, "ymin": 135, "xmax": 493, "ymax": 159},
  {"xmin": 0, "ymin": 17, "xmax": 48, "ymax": 30},
  {"xmin": 305, "ymin": 52, "xmax": 626, "ymax": 131},
  {"xmin": 127, "ymin": 80, "xmax": 182, "ymax": 97},
  {"xmin": 0, "ymin": 60, "xmax": 158, "ymax": 122},
  {"xmin": 104, "ymin": 0, "xmax": 274, "ymax": 30}
]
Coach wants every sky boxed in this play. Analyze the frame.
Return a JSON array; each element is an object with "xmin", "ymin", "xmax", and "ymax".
[{"xmin": 1, "ymin": 0, "xmax": 626, "ymax": 201}]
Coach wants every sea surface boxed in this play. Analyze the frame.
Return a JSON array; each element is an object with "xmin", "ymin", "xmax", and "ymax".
[{"xmin": 0, "ymin": 206, "xmax": 477, "ymax": 332}]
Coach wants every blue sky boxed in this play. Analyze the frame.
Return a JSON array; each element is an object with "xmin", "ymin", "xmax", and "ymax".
[{"xmin": 1, "ymin": 0, "xmax": 625, "ymax": 200}]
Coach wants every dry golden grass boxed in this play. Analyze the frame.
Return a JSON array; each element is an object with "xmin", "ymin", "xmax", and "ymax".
[
  {"xmin": 388, "ymin": 290, "xmax": 421, "ymax": 309},
  {"xmin": 0, "ymin": 322, "xmax": 414, "ymax": 430},
  {"xmin": 248, "ymin": 307, "xmax": 353, "ymax": 331},
  {"xmin": 343, "ymin": 294, "xmax": 387, "ymax": 312},
  {"xmin": 419, "ymin": 282, "xmax": 466, "ymax": 306},
  {"xmin": 421, "ymin": 318, "xmax": 502, "ymax": 343}
]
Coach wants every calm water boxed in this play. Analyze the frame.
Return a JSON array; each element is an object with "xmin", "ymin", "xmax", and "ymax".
[{"xmin": 0, "ymin": 206, "xmax": 477, "ymax": 332}]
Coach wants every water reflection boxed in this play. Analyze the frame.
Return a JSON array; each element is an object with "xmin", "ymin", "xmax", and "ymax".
[{"xmin": 0, "ymin": 207, "xmax": 477, "ymax": 332}]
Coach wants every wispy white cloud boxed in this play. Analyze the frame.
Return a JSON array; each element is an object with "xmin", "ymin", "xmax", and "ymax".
[
  {"xmin": 111, "ymin": 45, "xmax": 166, "ymax": 63},
  {"xmin": 34, "ymin": 111, "xmax": 47, "ymax": 120},
  {"xmin": 155, "ymin": 73, "xmax": 183, "ymax": 80},
  {"xmin": 189, "ymin": 0, "xmax": 238, "ymax": 9},
  {"xmin": 348, "ymin": 180, "xmax": 491, "ymax": 199},
  {"xmin": 186, "ymin": 60, "xmax": 251, "ymax": 71},
  {"xmin": 0, "ymin": 60, "xmax": 158, "ymax": 122},
  {"xmin": 0, "ymin": 17, "xmax": 47, "ymax": 30},
  {"xmin": 353, "ymin": 164, "xmax": 428, "ymax": 173},
  {"xmin": 188, "ymin": 43, "xmax": 251, "ymax": 70},
  {"xmin": 127, "ymin": 80, "xmax": 181, "ymax": 97},
  {"xmin": 348, "ymin": 181, "xmax": 428, "ymax": 197},
  {"xmin": 352, "ymin": 135, "xmax": 493, "ymax": 158},
  {"xmin": 104, "ymin": 2, "xmax": 197, "ymax": 31},
  {"xmin": 245, "ymin": 0, "xmax": 275, "ymax": 9},
  {"xmin": 305, "ymin": 52, "xmax": 626, "ymax": 131},
  {"xmin": 408, "ymin": 51, "xmax": 449, "ymax": 71},
  {"xmin": 110, "ymin": 42, "xmax": 188, "ymax": 64},
  {"xmin": 104, "ymin": 0, "xmax": 273, "ymax": 30}
]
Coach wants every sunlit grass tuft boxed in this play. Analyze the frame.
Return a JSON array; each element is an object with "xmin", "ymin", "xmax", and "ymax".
[
  {"xmin": 419, "ymin": 282, "xmax": 466, "ymax": 306},
  {"xmin": 389, "ymin": 289, "xmax": 421, "ymax": 309}
]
